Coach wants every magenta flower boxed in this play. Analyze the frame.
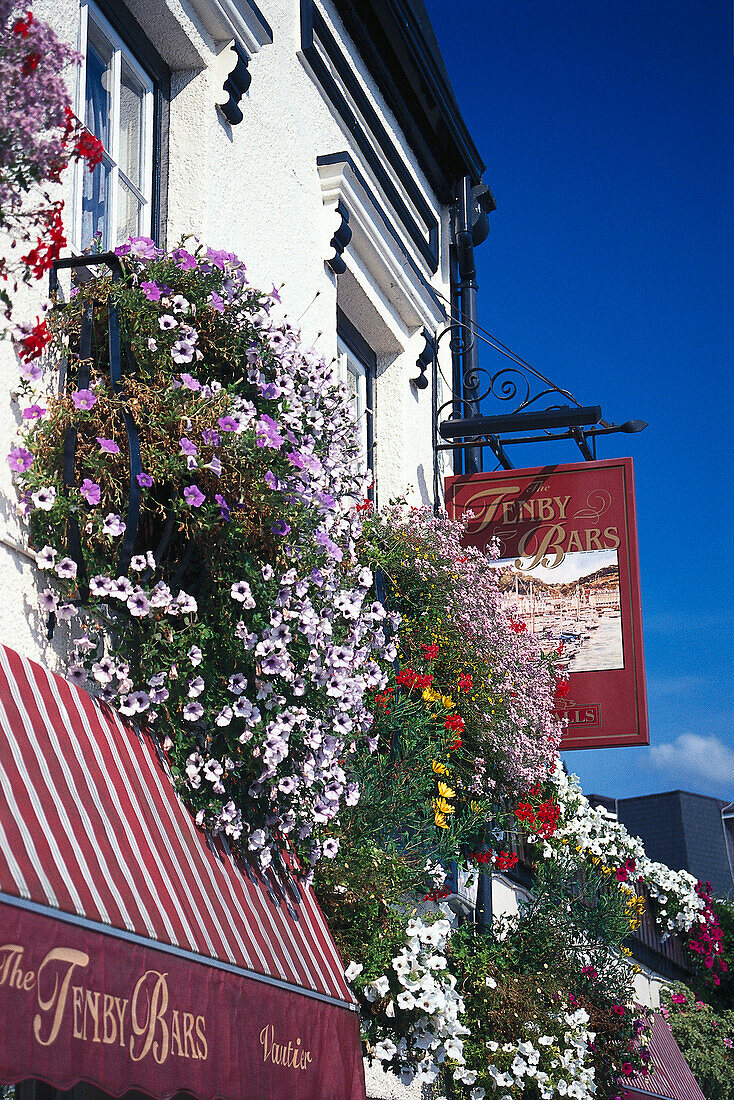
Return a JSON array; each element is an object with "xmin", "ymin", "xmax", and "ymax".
[
  {"xmin": 128, "ymin": 236, "xmax": 156, "ymax": 260},
  {"xmin": 72, "ymin": 388, "xmax": 97, "ymax": 411},
  {"xmin": 202, "ymin": 429, "xmax": 220, "ymax": 447},
  {"xmin": 173, "ymin": 249, "xmax": 197, "ymax": 271},
  {"xmin": 183, "ymin": 485, "xmax": 205, "ymax": 508},
  {"xmin": 8, "ymin": 447, "xmax": 33, "ymax": 473},
  {"xmin": 97, "ymin": 437, "xmax": 120, "ymax": 454},
  {"xmin": 136, "ymin": 472, "xmax": 153, "ymax": 488},
  {"xmin": 140, "ymin": 281, "xmax": 162, "ymax": 301},
  {"xmin": 80, "ymin": 479, "xmax": 101, "ymax": 505},
  {"xmin": 22, "ymin": 404, "xmax": 46, "ymax": 420}
]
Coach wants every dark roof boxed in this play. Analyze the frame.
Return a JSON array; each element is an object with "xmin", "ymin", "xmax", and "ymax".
[
  {"xmin": 615, "ymin": 791, "xmax": 734, "ymax": 899},
  {"xmin": 332, "ymin": 0, "xmax": 486, "ymax": 199}
]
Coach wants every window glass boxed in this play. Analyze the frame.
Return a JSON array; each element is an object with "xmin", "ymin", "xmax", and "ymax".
[
  {"xmin": 79, "ymin": 5, "xmax": 153, "ymax": 250},
  {"xmin": 337, "ymin": 340, "xmax": 370, "ymax": 474}
]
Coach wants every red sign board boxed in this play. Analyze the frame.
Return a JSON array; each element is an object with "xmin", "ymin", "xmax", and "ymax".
[
  {"xmin": 0, "ymin": 900, "xmax": 366, "ymax": 1100},
  {"xmin": 445, "ymin": 458, "xmax": 648, "ymax": 750}
]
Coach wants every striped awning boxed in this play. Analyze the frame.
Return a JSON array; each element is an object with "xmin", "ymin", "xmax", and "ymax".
[
  {"xmin": 622, "ymin": 1012, "xmax": 705, "ymax": 1100},
  {"xmin": 0, "ymin": 645, "xmax": 365, "ymax": 1100}
]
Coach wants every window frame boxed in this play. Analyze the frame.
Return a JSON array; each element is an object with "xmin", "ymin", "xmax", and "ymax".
[
  {"xmin": 336, "ymin": 308, "xmax": 376, "ymax": 485},
  {"xmin": 73, "ymin": 0, "xmax": 170, "ymax": 250}
]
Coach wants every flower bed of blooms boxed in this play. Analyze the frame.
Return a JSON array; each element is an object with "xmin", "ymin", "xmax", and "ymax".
[
  {"xmin": 0, "ymin": 1, "xmax": 103, "ymax": 317},
  {"xmin": 532, "ymin": 759, "xmax": 728, "ymax": 986},
  {"xmin": 9, "ymin": 235, "xmax": 396, "ymax": 873}
]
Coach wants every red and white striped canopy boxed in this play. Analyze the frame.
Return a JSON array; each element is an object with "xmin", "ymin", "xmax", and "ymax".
[{"xmin": 0, "ymin": 645, "xmax": 364, "ymax": 1100}]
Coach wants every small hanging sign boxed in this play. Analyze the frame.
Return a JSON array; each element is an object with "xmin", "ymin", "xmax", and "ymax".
[{"xmin": 445, "ymin": 458, "xmax": 648, "ymax": 750}]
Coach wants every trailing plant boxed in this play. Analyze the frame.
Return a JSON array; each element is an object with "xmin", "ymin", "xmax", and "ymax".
[
  {"xmin": 9, "ymin": 236, "xmax": 395, "ymax": 873},
  {"xmin": 0, "ymin": 1, "xmax": 102, "ymax": 317},
  {"xmin": 660, "ymin": 983, "xmax": 734, "ymax": 1100}
]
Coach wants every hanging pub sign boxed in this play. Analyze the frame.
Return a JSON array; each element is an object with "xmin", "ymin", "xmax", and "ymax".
[{"xmin": 445, "ymin": 458, "xmax": 648, "ymax": 750}]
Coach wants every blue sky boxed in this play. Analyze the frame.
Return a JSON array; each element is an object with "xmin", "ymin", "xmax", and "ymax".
[{"xmin": 423, "ymin": 0, "xmax": 734, "ymax": 800}]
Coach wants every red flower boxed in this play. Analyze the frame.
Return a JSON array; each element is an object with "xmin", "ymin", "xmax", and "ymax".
[
  {"xmin": 613, "ymin": 1005, "xmax": 626, "ymax": 1015},
  {"xmin": 396, "ymin": 667, "xmax": 433, "ymax": 691},
  {"xmin": 447, "ymin": 737, "xmax": 462, "ymax": 751},
  {"xmin": 356, "ymin": 497, "xmax": 372, "ymax": 512},
  {"xmin": 555, "ymin": 678, "xmax": 571, "ymax": 699},
  {"xmin": 458, "ymin": 673, "xmax": 473, "ymax": 692},
  {"xmin": 13, "ymin": 11, "xmax": 33, "ymax": 36},
  {"xmin": 421, "ymin": 643, "xmax": 439, "ymax": 661},
  {"xmin": 622, "ymin": 1064, "xmax": 633, "ymax": 1077},
  {"xmin": 17, "ymin": 320, "xmax": 52, "ymax": 363},
  {"xmin": 74, "ymin": 129, "xmax": 105, "ymax": 169},
  {"xmin": 496, "ymin": 851, "xmax": 518, "ymax": 871},
  {"xmin": 509, "ymin": 619, "xmax": 527, "ymax": 634},
  {"xmin": 22, "ymin": 52, "xmax": 42, "ymax": 75},
  {"xmin": 444, "ymin": 714, "xmax": 465, "ymax": 733}
]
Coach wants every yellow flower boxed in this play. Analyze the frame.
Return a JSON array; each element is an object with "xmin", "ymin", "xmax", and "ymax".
[
  {"xmin": 422, "ymin": 687, "xmax": 442, "ymax": 704},
  {"xmin": 437, "ymin": 780, "xmax": 455, "ymax": 799},
  {"xmin": 441, "ymin": 695, "xmax": 455, "ymax": 709},
  {"xmin": 432, "ymin": 760, "xmax": 449, "ymax": 775},
  {"xmin": 621, "ymin": 946, "xmax": 632, "ymax": 957},
  {"xmin": 433, "ymin": 807, "xmax": 448, "ymax": 829},
  {"xmin": 434, "ymin": 797, "xmax": 455, "ymax": 815}
]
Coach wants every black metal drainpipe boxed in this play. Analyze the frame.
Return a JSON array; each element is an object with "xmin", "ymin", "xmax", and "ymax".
[{"xmin": 455, "ymin": 175, "xmax": 482, "ymax": 476}]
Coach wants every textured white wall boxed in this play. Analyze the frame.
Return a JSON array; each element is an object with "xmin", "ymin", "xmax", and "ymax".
[{"xmin": 0, "ymin": 0, "xmax": 454, "ymax": 666}]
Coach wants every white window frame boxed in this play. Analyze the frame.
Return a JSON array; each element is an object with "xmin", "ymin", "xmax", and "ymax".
[
  {"xmin": 73, "ymin": 0, "xmax": 155, "ymax": 251},
  {"xmin": 337, "ymin": 336, "xmax": 369, "ymax": 473}
]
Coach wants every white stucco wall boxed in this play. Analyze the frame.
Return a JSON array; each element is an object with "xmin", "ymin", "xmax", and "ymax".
[{"xmin": 0, "ymin": 0, "xmax": 455, "ymax": 667}]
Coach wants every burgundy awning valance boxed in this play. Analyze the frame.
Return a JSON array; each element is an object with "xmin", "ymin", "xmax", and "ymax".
[{"xmin": 0, "ymin": 645, "xmax": 365, "ymax": 1100}]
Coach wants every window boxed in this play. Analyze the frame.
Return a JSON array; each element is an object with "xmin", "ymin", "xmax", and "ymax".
[
  {"xmin": 336, "ymin": 310, "xmax": 375, "ymax": 479},
  {"xmin": 76, "ymin": 1, "xmax": 166, "ymax": 250}
]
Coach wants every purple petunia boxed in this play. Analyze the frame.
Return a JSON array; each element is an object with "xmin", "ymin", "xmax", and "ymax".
[
  {"xmin": 171, "ymin": 339, "xmax": 195, "ymax": 364},
  {"xmin": 136, "ymin": 472, "xmax": 153, "ymax": 488},
  {"xmin": 179, "ymin": 438, "xmax": 197, "ymax": 457},
  {"xmin": 72, "ymin": 389, "xmax": 97, "ymax": 411},
  {"xmin": 210, "ymin": 291, "xmax": 225, "ymax": 313},
  {"xmin": 80, "ymin": 479, "xmax": 101, "ymax": 505},
  {"xmin": 271, "ymin": 519, "xmax": 291, "ymax": 537},
  {"xmin": 140, "ymin": 281, "xmax": 162, "ymax": 301},
  {"xmin": 218, "ymin": 416, "xmax": 238, "ymax": 432},
  {"xmin": 128, "ymin": 236, "xmax": 157, "ymax": 260},
  {"xmin": 96, "ymin": 437, "xmax": 119, "ymax": 454},
  {"xmin": 183, "ymin": 485, "xmax": 205, "ymax": 508},
  {"xmin": 22, "ymin": 405, "xmax": 46, "ymax": 420},
  {"xmin": 172, "ymin": 249, "xmax": 197, "ymax": 271},
  {"xmin": 215, "ymin": 493, "xmax": 231, "ymax": 521},
  {"xmin": 8, "ymin": 447, "xmax": 33, "ymax": 473},
  {"xmin": 102, "ymin": 514, "xmax": 126, "ymax": 537},
  {"xmin": 180, "ymin": 373, "xmax": 200, "ymax": 391},
  {"xmin": 256, "ymin": 415, "xmax": 285, "ymax": 450},
  {"xmin": 202, "ymin": 429, "xmax": 219, "ymax": 447}
]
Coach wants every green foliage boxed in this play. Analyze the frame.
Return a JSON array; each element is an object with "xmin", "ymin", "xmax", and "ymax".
[{"xmin": 661, "ymin": 983, "xmax": 734, "ymax": 1100}]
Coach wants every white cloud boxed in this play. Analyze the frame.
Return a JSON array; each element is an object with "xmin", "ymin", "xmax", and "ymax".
[{"xmin": 650, "ymin": 733, "xmax": 734, "ymax": 792}]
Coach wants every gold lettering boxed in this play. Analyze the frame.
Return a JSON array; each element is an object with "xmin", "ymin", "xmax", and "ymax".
[
  {"xmin": 566, "ymin": 530, "xmax": 583, "ymax": 552},
  {"xmin": 517, "ymin": 525, "xmax": 566, "ymax": 571},
  {"xmin": 114, "ymin": 997, "xmax": 128, "ymax": 1048},
  {"xmin": 182, "ymin": 1012, "xmax": 197, "ymax": 1059},
  {"xmin": 73, "ymin": 987, "xmax": 84, "ymax": 1039},
  {"xmin": 102, "ymin": 993, "xmax": 117, "ymax": 1045},
  {"xmin": 537, "ymin": 498, "xmax": 554, "ymax": 520},
  {"xmin": 195, "ymin": 1015, "xmax": 207, "ymax": 1060},
  {"xmin": 33, "ymin": 948, "xmax": 89, "ymax": 1047},
  {"xmin": 585, "ymin": 528, "xmax": 603, "ymax": 551},
  {"xmin": 519, "ymin": 499, "xmax": 536, "ymax": 522},
  {"xmin": 130, "ymin": 970, "xmax": 169, "ymax": 1065},
  {"xmin": 84, "ymin": 989, "xmax": 101, "ymax": 1043},
  {"xmin": 260, "ymin": 1024, "xmax": 272, "ymax": 1062},
  {"xmin": 23, "ymin": 971, "xmax": 35, "ymax": 992},
  {"xmin": 260, "ymin": 1024, "xmax": 310, "ymax": 1070},
  {"xmin": 556, "ymin": 495, "xmax": 571, "ymax": 519},
  {"xmin": 170, "ymin": 1010, "xmax": 183, "ymax": 1057},
  {"xmin": 0, "ymin": 945, "xmax": 23, "ymax": 987},
  {"xmin": 453, "ymin": 483, "xmax": 521, "ymax": 531},
  {"xmin": 502, "ymin": 500, "xmax": 516, "ymax": 524},
  {"xmin": 604, "ymin": 526, "xmax": 621, "ymax": 549}
]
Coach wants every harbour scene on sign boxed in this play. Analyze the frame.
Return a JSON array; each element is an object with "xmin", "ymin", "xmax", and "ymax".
[{"xmin": 490, "ymin": 549, "xmax": 625, "ymax": 673}]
